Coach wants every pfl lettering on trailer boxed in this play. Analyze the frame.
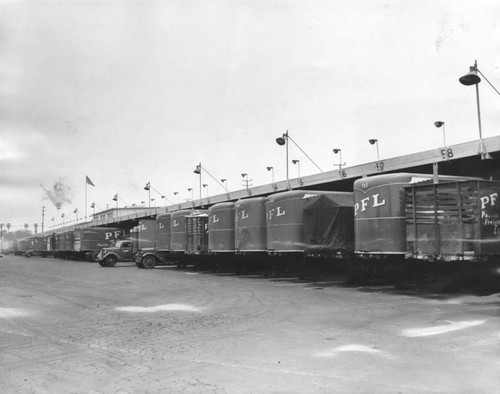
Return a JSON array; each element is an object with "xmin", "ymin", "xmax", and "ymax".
[
  {"xmin": 240, "ymin": 210, "xmax": 249, "ymax": 220},
  {"xmin": 105, "ymin": 231, "xmax": 123, "ymax": 240},
  {"xmin": 158, "ymin": 222, "xmax": 164, "ymax": 229},
  {"xmin": 173, "ymin": 219, "xmax": 179, "ymax": 227},
  {"xmin": 354, "ymin": 193, "xmax": 386, "ymax": 216},
  {"xmin": 212, "ymin": 215, "xmax": 220, "ymax": 223},
  {"xmin": 480, "ymin": 193, "xmax": 498, "ymax": 210},
  {"xmin": 268, "ymin": 206, "xmax": 286, "ymax": 220}
]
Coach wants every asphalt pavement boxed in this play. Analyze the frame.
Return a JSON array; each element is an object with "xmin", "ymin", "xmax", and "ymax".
[{"xmin": 1, "ymin": 255, "xmax": 500, "ymax": 393}]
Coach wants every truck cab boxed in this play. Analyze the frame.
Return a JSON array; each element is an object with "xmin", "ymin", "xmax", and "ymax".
[{"xmin": 97, "ymin": 240, "xmax": 135, "ymax": 267}]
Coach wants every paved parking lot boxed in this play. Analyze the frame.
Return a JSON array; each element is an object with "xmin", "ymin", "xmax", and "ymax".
[{"xmin": 1, "ymin": 255, "xmax": 500, "ymax": 393}]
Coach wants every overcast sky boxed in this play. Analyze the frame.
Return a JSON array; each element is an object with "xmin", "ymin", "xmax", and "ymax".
[{"xmin": 1, "ymin": 0, "xmax": 500, "ymax": 231}]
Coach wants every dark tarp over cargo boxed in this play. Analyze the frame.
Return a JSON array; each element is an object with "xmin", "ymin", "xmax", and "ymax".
[{"xmin": 303, "ymin": 193, "xmax": 354, "ymax": 253}]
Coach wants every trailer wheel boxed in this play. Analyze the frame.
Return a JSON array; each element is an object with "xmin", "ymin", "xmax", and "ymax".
[
  {"xmin": 105, "ymin": 255, "xmax": 117, "ymax": 267},
  {"xmin": 142, "ymin": 255, "xmax": 156, "ymax": 269},
  {"xmin": 136, "ymin": 262, "xmax": 144, "ymax": 269},
  {"xmin": 98, "ymin": 261, "xmax": 106, "ymax": 267},
  {"xmin": 25, "ymin": 252, "xmax": 32, "ymax": 258}
]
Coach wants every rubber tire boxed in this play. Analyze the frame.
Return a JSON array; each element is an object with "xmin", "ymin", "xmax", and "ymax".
[
  {"xmin": 105, "ymin": 255, "xmax": 117, "ymax": 267},
  {"xmin": 136, "ymin": 262, "xmax": 144, "ymax": 269},
  {"xmin": 142, "ymin": 255, "xmax": 156, "ymax": 269},
  {"xmin": 98, "ymin": 261, "xmax": 106, "ymax": 267},
  {"xmin": 25, "ymin": 252, "xmax": 32, "ymax": 258}
]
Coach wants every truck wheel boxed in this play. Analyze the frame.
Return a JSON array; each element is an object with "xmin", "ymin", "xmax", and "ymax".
[
  {"xmin": 98, "ymin": 261, "xmax": 106, "ymax": 267},
  {"xmin": 142, "ymin": 256, "xmax": 156, "ymax": 269},
  {"xmin": 25, "ymin": 252, "xmax": 32, "ymax": 258},
  {"xmin": 136, "ymin": 262, "xmax": 144, "ymax": 269},
  {"xmin": 105, "ymin": 255, "xmax": 117, "ymax": 267}
]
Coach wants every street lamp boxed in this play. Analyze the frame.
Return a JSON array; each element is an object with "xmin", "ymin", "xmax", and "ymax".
[
  {"xmin": 434, "ymin": 121, "xmax": 446, "ymax": 149},
  {"xmin": 73, "ymin": 208, "xmax": 79, "ymax": 222},
  {"xmin": 292, "ymin": 159, "xmax": 300, "ymax": 177},
  {"xmin": 151, "ymin": 198, "xmax": 155, "ymax": 206},
  {"xmin": 161, "ymin": 195, "xmax": 167, "ymax": 207},
  {"xmin": 332, "ymin": 149, "xmax": 345, "ymax": 169},
  {"xmin": 241, "ymin": 173, "xmax": 250, "ymax": 189},
  {"xmin": 187, "ymin": 188, "xmax": 193, "ymax": 201},
  {"xmin": 202, "ymin": 183, "xmax": 208, "ymax": 196},
  {"xmin": 458, "ymin": 60, "xmax": 500, "ymax": 159},
  {"xmin": 220, "ymin": 179, "xmax": 228, "ymax": 192},
  {"xmin": 276, "ymin": 130, "xmax": 290, "ymax": 189},
  {"xmin": 112, "ymin": 194, "xmax": 118, "ymax": 208},
  {"xmin": 193, "ymin": 163, "xmax": 202, "ymax": 200},
  {"xmin": 174, "ymin": 192, "xmax": 180, "ymax": 203},
  {"xmin": 266, "ymin": 166, "xmax": 274, "ymax": 183},
  {"xmin": 369, "ymin": 139, "xmax": 380, "ymax": 161},
  {"xmin": 144, "ymin": 182, "xmax": 151, "ymax": 208}
]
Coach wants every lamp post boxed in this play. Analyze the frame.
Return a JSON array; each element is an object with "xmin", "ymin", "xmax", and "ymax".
[
  {"xmin": 41, "ymin": 206, "xmax": 45, "ymax": 233},
  {"xmin": 202, "ymin": 184, "xmax": 208, "ymax": 196},
  {"xmin": 369, "ymin": 139, "xmax": 380, "ymax": 161},
  {"xmin": 241, "ymin": 173, "xmax": 250, "ymax": 189},
  {"xmin": 161, "ymin": 195, "xmax": 167, "ymax": 207},
  {"xmin": 112, "ymin": 194, "xmax": 118, "ymax": 208},
  {"xmin": 292, "ymin": 159, "xmax": 300, "ymax": 177},
  {"xmin": 220, "ymin": 179, "xmax": 228, "ymax": 192},
  {"xmin": 91, "ymin": 202, "xmax": 96, "ymax": 216},
  {"xmin": 276, "ymin": 130, "xmax": 290, "ymax": 189},
  {"xmin": 73, "ymin": 208, "xmax": 79, "ymax": 223},
  {"xmin": 458, "ymin": 60, "xmax": 497, "ymax": 159},
  {"xmin": 332, "ymin": 149, "xmax": 345, "ymax": 169},
  {"xmin": 434, "ymin": 121, "xmax": 446, "ymax": 149},
  {"xmin": 144, "ymin": 182, "xmax": 151, "ymax": 208},
  {"xmin": 151, "ymin": 198, "xmax": 155, "ymax": 206},
  {"xmin": 188, "ymin": 188, "xmax": 193, "ymax": 201},
  {"xmin": 266, "ymin": 166, "xmax": 274, "ymax": 183},
  {"xmin": 193, "ymin": 163, "xmax": 202, "ymax": 200},
  {"xmin": 174, "ymin": 192, "xmax": 179, "ymax": 203}
]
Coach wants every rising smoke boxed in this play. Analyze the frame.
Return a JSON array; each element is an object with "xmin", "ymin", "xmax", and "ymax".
[{"xmin": 40, "ymin": 178, "xmax": 74, "ymax": 210}]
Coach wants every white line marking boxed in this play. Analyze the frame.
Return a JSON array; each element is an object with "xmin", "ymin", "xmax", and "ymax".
[
  {"xmin": 316, "ymin": 344, "xmax": 382, "ymax": 357},
  {"xmin": 0, "ymin": 307, "xmax": 31, "ymax": 318},
  {"xmin": 115, "ymin": 304, "xmax": 202, "ymax": 313},
  {"xmin": 401, "ymin": 320, "xmax": 486, "ymax": 337}
]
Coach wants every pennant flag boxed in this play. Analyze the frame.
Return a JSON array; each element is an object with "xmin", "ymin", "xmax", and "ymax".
[
  {"xmin": 193, "ymin": 163, "xmax": 201, "ymax": 174},
  {"xmin": 86, "ymin": 175, "xmax": 95, "ymax": 187}
]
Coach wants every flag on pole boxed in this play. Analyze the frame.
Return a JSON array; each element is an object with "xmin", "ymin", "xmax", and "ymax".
[{"xmin": 86, "ymin": 176, "xmax": 95, "ymax": 187}]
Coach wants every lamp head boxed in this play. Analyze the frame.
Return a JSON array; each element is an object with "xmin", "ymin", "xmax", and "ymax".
[
  {"xmin": 292, "ymin": 160, "xmax": 299, "ymax": 164},
  {"xmin": 333, "ymin": 149, "xmax": 341, "ymax": 154},
  {"xmin": 241, "ymin": 173, "xmax": 247, "ymax": 177},
  {"xmin": 434, "ymin": 121, "xmax": 444, "ymax": 128},
  {"xmin": 276, "ymin": 136, "xmax": 286, "ymax": 146},
  {"xmin": 459, "ymin": 66, "xmax": 481, "ymax": 86},
  {"xmin": 266, "ymin": 166, "xmax": 273, "ymax": 171},
  {"xmin": 369, "ymin": 139, "xmax": 378, "ymax": 145}
]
